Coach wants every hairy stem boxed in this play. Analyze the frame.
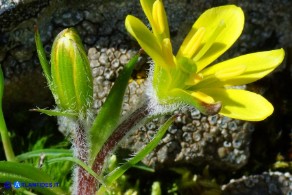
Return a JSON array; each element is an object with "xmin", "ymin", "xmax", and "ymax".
[
  {"xmin": 92, "ymin": 102, "xmax": 150, "ymax": 182},
  {"xmin": 73, "ymin": 121, "xmax": 96, "ymax": 195},
  {"xmin": 74, "ymin": 102, "xmax": 150, "ymax": 194}
]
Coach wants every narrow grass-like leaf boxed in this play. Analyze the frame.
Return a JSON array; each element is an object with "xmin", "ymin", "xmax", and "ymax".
[
  {"xmin": 0, "ymin": 65, "xmax": 3, "ymax": 100},
  {"xmin": 47, "ymin": 156, "xmax": 104, "ymax": 185},
  {"xmin": 132, "ymin": 164, "xmax": 155, "ymax": 173},
  {"xmin": 0, "ymin": 161, "xmax": 66, "ymax": 195},
  {"xmin": 16, "ymin": 149, "xmax": 72, "ymax": 161},
  {"xmin": 30, "ymin": 108, "xmax": 78, "ymax": 117},
  {"xmin": 0, "ymin": 66, "xmax": 16, "ymax": 162},
  {"xmin": 34, "ymin": 26, "xmax": 51, "ymax": 85},
  {"xmin": 89, "ymin": 54, "xmax": 139, "ymax": 165},
  {"xmin": 103, "ymin": 115, "xmax": 175, "ymax": 186}
]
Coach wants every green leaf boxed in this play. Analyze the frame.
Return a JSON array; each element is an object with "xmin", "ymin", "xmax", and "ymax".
[
  {"xmin": 0, "ymin": 66, "xmax": 16, "ymax": 162},
  {"xmin": 47, "ymin": 156, "xmax": 104, "ymax": 185},
  {"xmin": 132, "ymin": 163, "xmax": 155, "ymax": 173},
  {"xmin": 16, "ymin": 149, "xmax": 72, "ymax": 161},
  {"xmin": 0, "ymin": 65, "xmax": 3, "ymax": 100},
  {"xmin": 103, "ymin": 115, "xmax": 175, "ymax": 186},
  {"xmin": 88, "ymin": 54, "xmax": 139, "ymax": 165},
  {"xmin": 34, "ymin": 26, "xmax": 52, "ymax": 85},
  {"xmin": 0, "ymin": 161, "xmax": 66, "ymax": 195},
  {"xmin": 30, "ymin": 108, "xmax": 78, "ymax": 117}
]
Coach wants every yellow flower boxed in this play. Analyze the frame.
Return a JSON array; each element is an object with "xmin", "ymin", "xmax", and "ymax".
[{"xmin": 125, "ymin": 0, "xmax": 285, "ymax": 121}]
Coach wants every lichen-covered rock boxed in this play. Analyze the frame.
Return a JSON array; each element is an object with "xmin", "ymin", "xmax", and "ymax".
[
  {"xmin": 222, "ymin": 172, "xmax": 292, "ymax": 195},
  {"xmin": 87, "ymin": 46, "xmax": 144, "ymax": 115},
  {"xmin": 120, "ymin": 107, "xmax": 254, "ymax": 170}
]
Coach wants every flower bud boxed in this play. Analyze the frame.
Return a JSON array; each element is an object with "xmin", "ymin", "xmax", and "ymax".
[{"xmin": 51, "ymin": 28, "xmax": 93, "ymax": 114}]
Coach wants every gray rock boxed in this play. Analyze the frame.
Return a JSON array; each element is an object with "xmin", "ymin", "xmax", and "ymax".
[
  {"xmin": 222, "ymin": 172, "xmax": 292, "ymax": 195},
  {"xmin": 119, "ymin": 107, "xmax": 254, "ymax": 170}
]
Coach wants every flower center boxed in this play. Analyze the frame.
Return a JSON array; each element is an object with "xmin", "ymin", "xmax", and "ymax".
[{"xmin": 184, "ymin": 73, "xmax": 203, "ymax": 86}]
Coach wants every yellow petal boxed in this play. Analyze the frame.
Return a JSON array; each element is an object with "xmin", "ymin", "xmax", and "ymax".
[
  {"xmin": 214, "ymin": 64, "xmax": 246, "ymax": 80},
  {"xmin": 140, "ymin": 0, "xmax": 156, "ymax": 27},
  {"xmin": 193, "ymin": 20, "xmax": 226, "ymax": 62},
  {"xmin": 125, "ymin": 15, "xmax": 167, "ymax": 67},
  {"xmin": 181, "ymin": 5, "xmax": 244, "ymax": 71},
  {"xmin": 168, "ymin": 88, "xmax": 222, "ymax": 115},
  {"xmin": 199, "ymin": 49, "xmax": 285, "ymax": 87},
  {"xmin": 177, "ymin": 27, "xmax": 205, "ymax": 59},
  {"xmin": 192, "ymin": 64, "xmax": 246, "ymax": 89},
  {"xmin": 152, "ymin": 0, "xmax": 170, "ymax": 38},
  {"xmin": 140, "ymin": 0, "xmax": 169, "ymax": 40},
  {"xmin": 191, "ymin": 91, "xmax": 215, "ymax": 104},
  {"xmin": 200, "ymin": 88, "xmax": 274, "ymax": 121},
  {"xmin": 162, "ymin": 38, "xmax": 176, "ymax": 67}
]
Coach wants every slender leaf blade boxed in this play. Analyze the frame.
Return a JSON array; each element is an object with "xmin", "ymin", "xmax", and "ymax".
[
  {"xmin": 0, "ymin": 66, "xmax": 16, "ymax": 161},
  {"xmin": 16, "ymin": 149, "xmax": 72, "ymax": 161},
  {"xmin": 34, "ymin": 26, "xmax": 51, "ymax": 84},
  {"xmin": 30, "ymin": 108, "xmax": 78, "ymax": 117},
  {"xmin": 34, "ymin": 26, "xmax": 52, "ymax": 85},
  {"xmin": 0, "ymin": 161, "xmax": 66, "ymax": 195},
  {"xmin": 0, "ymin": 65, "xmax": 3, "ymax": 100},
  {"xmin": 89, "ymin": 54, "xmax": 139, "ymax": 165},
  {"xmin": 47, "ymin": 156, "xmax": 104, "ymax": 185}
]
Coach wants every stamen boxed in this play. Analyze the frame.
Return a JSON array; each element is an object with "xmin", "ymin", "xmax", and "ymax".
[{"xmin": 193, "ymin": 20, "xmax": 226, "ymax": 62}]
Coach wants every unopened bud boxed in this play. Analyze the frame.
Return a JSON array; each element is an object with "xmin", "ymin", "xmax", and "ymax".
[{"xmin": 51, "ymin": 28, "xmax": 93, "ymax": 114}]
